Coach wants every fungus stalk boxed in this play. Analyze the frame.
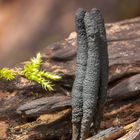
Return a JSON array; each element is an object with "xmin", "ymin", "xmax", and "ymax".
[
  {"xmin": 91, "ymin": 8, "xmax": 108, "ymax": 133},
  {"xmin": 72, "ymin": 8, "xmax": 88, "ymax": 140},
  {"xmin": 72, "ymin": 8, "xmax": 108, "ymax": 140},
  {"xmin": 80, "ymin": 11, "xmax": 100, "ymax": 140}
]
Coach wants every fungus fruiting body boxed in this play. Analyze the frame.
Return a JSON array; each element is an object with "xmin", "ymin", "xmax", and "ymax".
[
  {"xmin": 72, "ymin": 8, "xmax": 88, "ymax": 140},
  {"xmin": 80, "ymin": 12, "xmax": 100, "ymax": 140},
  {"xmin": 72, "ymin": 8, "xmax": 108, "ymax": 140},
  {"xmin": 91, "ymin": 9, "xmax": 108, "ymax": 133}
]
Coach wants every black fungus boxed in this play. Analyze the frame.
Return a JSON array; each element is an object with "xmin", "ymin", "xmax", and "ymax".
[
  {"xmin": 90, "ymin": 8, "xmax": 109, "ymax": 133},
  {"xmin": 71, "ymin": 8, "xmax": 88, "ymax": 140},
  {"xmin": 72, "ymin": 8, "xmax": 108, "ymax": 140},
  {"xmin": 80, "ymin": 12, "xmax": 100, "ymax": 140}
]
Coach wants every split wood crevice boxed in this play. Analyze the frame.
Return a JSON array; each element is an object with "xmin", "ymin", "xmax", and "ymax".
[{"xmin": 0, "ymin": 17, "xmax": 140, "ymax": 140}]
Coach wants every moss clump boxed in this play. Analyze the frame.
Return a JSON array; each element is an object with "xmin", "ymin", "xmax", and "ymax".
[
  {"xmin": 21, "ymin": 53, "xmax": 61, "ymax": 91},
  {"xmin": 0, "ymin": 53, "xmax": 61, "ymax": 91},
  {"xmin": 0, "ymin": 68, "xmax": 15, "ymax": 80}
]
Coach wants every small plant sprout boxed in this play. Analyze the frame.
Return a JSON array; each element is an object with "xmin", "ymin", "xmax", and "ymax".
[
  {"xmin": 21, "ymin": 53, "xmax": 61, "ymax": 91},
  {"xmin": 0, "ymin": 53, "xmax": 61, "ymax": 92},
  {"xmin": 0, "ymin": 68, "xmax": 16, "ymax": 81}
]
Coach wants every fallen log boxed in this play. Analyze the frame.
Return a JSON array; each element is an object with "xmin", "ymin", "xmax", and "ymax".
[
  {"xmin": 16, "ymin": 94, "xmax": 140, "ymax": 130},
  {"xmin": 0, "ymin": 17, "xmax": 140, "ymax": 139},
  {"xmin": 17, "ymin": 74, "xmax": 140, "ymax": 118},
  {"xmin": 9, "ymin": 114, "xmax": 138, "ymax": 140}
]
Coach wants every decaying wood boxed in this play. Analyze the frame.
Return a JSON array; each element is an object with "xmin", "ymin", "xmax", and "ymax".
[
  {"xmin": 108, "ymin": 74, "xmax": 140, "ymax": 102},
  {"xmin": 0, "ymin": 17, "xmax": 140, "ymax": 139},
  {"xmin": 17, "ymin": 75, "xmax": 140, "ymax": 118},
  {"xmin": 9, "ymin": 113, "xmax": 138, "ymax": 140},
  {"xmin": 87, "ymin": 122, "xmax": 135, "ymax": 140},
  {"xmin": 17, "ymin": 96, "xmax": 71, "ymax": 117},
  {"xmin": 88, "ymin": 126, "xmax": 126, "ymax": 140},
  {"xmin": 9, "ymin": 109, "xmax": 71, "ymax": 140},
  {"xmin": 16, "ymin": 94, "xmax": 139, "ymax": 129},
  {"xmin": 14, "ymin": 93, "xmax": 139, "ymax": 139},
  {"xmin": 117, "ymin": 118, "xmax": 140, "ymax": 140}
]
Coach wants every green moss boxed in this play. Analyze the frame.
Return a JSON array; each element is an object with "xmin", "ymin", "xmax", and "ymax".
[
  {"xmin": 0, "ymin": 53, "xmax": 61, "ymax": 91},
  {"xmin": 0, "ymin": 68, "xmax": 15, "ymax": 80},
  {"xmin": 21, "ymin": 53, "xmax": 61, "ymax": 91}
]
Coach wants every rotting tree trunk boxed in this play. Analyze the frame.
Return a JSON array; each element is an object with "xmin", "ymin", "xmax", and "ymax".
[{"xmin": 0, "ymin": 17, "xmax": 140, "ymax": 140}]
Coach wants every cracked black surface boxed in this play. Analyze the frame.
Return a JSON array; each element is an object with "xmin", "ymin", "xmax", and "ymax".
[
  {"xmin": 71, "ymin": 8, "xmax": 88, "ymax": 140},
  {"xmin": 80, "ymin": 11, "xmax": 100, "ymax": 140},
  {"xmin": 91, "ymin": 8, "xmax": 109, "ymax": 133},
  {"xmin": 72, "ymin": 8, "xmax": 108, "ymax": 140}
]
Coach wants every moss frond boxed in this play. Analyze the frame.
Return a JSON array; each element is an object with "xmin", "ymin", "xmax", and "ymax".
[
  {"xmin": 0, "ymin": 53, "xmax": 61, "ymax": 92},
  {"xmin": 0, "ymin": 68, "xmax": 15, "ymax": 80},
  {"xmin": 39, "ymin": 71, "xmax": 61, "ymax": 81},
  {"xmin": 21, "ymin": 53, "xmax": 61, "ymax": 91},
  {"xmin": 30, "ymin": 52, "xmax": 42, "ymax": 69}
]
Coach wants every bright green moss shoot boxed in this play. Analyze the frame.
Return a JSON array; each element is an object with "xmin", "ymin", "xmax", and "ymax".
[
  {"xmin": 0, "ymin": 68, "xmax": 15, "ymax": 81},
  {"xmin": 21, "ymin": 53, "xmax": 61, "ymax": 91},
  {"xmin": 0, "ymin": 53, "xmax": 61, "ymax": 91}
]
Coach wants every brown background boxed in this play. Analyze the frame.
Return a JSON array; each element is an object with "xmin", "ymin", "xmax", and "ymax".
[{"xmin": 0, "ymin": 0, "xmax": 139, "ymax": 67}]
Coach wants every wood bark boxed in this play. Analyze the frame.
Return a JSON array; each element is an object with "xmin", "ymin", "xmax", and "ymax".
[{"xmin": 117, "ymin": 119, "xmax": 140, "ymax": 140}]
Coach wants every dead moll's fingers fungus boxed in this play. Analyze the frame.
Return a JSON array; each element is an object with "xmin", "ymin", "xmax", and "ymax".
[
  {"xmin": 91, "ymin": 8, "xmax": 109, "ymax": 133},
  {"xmin": 80, "ymin": 12, "xmax": 100, "ymax": 140},
  {"xmin": 72, "ymin": 8, "xmax": 88, "ymax": 140},
  {"xmin": 72, "ymin": 8, "xmax": 108, "ymax": 140}
]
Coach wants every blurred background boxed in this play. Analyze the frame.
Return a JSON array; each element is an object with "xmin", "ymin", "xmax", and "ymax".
[{"xmin": 0, "ymin": 0, "xmax": 139, "ymax": 67}]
